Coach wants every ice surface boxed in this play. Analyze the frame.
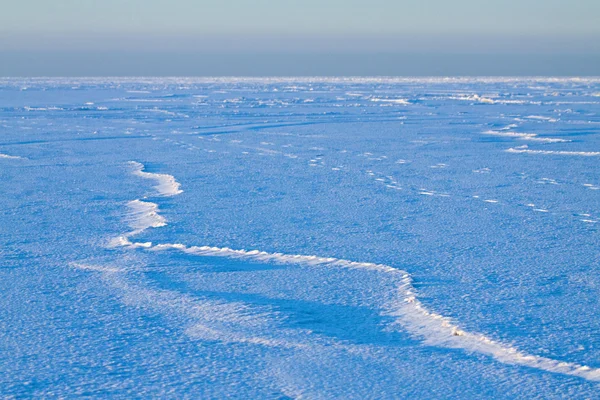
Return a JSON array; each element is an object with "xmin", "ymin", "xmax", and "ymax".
[{"xmin": 1, "ymin": 77, "xmax": 599, "ymax": 398}]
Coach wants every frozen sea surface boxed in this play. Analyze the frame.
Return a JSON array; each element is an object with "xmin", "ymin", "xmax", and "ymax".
[{"xmin": 1, "ymin": 77, "xmax": 600, "ymax": 398}]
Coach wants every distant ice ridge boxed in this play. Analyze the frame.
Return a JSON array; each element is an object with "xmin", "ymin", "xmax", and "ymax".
[
  {"xmin": 506, "ymin": 146, "xmax": 600, "ymax": 157},
  {"xmin": 451, "ymin": 94, "xmax": 496, "ymax": 104},
  {"xmin": 129, "ymin": 161, "xmax": 183, "ymax": 196},
  {"xmin": 524, "ymin": 115, "xmax": 558, "ymax": 123},
  {"xmin": 483, "ymin": 130, "xmax": 569, "ymax": 143},
  {"xmin": 104, "ymin": 162, "xmax": 600, "ymax": 382},
  {"xmin": 7, "ymin": 77, "xmax": 600, "ymax": 87},
  {"xmin": 369, "ymin": 98, "xmax": 410, "ymax": 105},
  {"xmin": 0, "ymin": 153, "xmax": 25, "ymax": 159}
]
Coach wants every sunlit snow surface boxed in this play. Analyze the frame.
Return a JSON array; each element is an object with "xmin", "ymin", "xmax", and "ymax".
[{"xmin": 1, "ymin": 77, "xmax": 600, "ymax": 398}]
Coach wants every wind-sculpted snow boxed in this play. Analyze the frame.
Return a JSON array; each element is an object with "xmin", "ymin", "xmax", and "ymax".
[
  {"xmin": 107, "ymin": 169, "xmax": 175, "ymax": 248},
  {"xmin": 129, "ymin": 161, "xmax": 183, "ymax": 197},
  {"xmin": 107, "ymin": 161, "xmax": 600, "ymax": 383},
  {"xmin": 2, "ymin": 78, "xmax": 600, "ymax": 398},
  {"xmin": 125, "ymin": 199, "xmax": 167, "ymax": 232}
]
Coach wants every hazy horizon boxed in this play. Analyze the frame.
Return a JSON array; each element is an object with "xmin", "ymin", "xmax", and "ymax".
[{"xmin": 2, "ymin": 0, "xmax": 599, "ymax": 76}]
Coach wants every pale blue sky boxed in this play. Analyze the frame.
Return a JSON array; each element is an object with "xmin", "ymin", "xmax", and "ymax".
[
  {"xmin": 2, "ymin": 0, "xmax": 599, "ymax": 36},
  {"xmin": 1, "ymin": 0, "xmax": 599, "ymax": 75}
]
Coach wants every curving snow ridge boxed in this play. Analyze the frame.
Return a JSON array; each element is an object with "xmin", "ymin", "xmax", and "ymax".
[
  {"xmin": 129, "ymin": 161, "xmax": 183, "ymax": 196},
  {"xmin": 116, "ymin": 241, "xmax": 600, "ymax": 382},
  {"xmin": 107, "ymin": 161, "xmax": 600, "ymax": 383},
  {"xmin": 108, "ymin": 162, "xmax": 182, "ymax": 247}
]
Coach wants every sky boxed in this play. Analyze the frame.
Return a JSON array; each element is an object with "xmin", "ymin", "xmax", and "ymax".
[{"xmin": 1, "ymin": 0, "xmax": 599, "ymax": 76}]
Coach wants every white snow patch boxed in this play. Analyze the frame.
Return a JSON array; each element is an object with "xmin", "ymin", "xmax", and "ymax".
[
  {"xmin": 129, "ymin": 161, "xmax": 183, "ymax": 196},
  {"xmin": 125, "ymin": 200, "xmax": 167, "ymax": 232},
  {"xmin": 0, "ymin": 153, "xmax": 25, "ymax": 160}
]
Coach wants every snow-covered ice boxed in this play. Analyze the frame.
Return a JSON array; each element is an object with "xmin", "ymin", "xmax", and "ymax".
[{"xmin": 1, "ymin": 77, "xmax": 599, "ymax": 398}]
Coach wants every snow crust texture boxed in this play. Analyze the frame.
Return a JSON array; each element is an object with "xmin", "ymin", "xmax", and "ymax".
[{"xmin": 1, "ymin": 78, "xmax": 599, "ymax": 398}]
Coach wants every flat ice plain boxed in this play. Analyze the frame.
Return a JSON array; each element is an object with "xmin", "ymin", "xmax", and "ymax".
[{"xmin": 1, "ymin": 77, "xmax": 599, "ymax": 398}]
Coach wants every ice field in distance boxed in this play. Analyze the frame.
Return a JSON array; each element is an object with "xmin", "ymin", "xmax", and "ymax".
[{"xmin": 1, "ymin": 77, "xmax": 599, "ymax": 398}]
